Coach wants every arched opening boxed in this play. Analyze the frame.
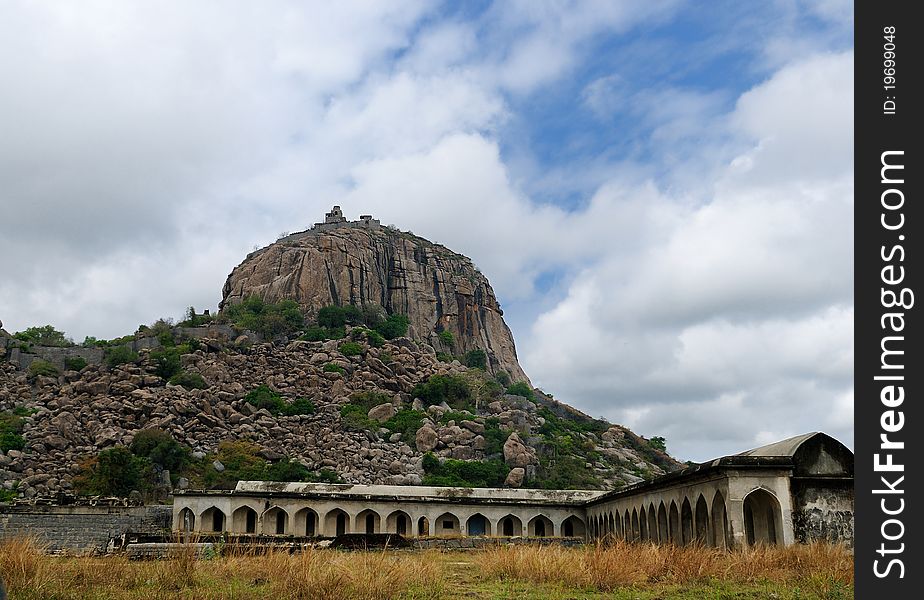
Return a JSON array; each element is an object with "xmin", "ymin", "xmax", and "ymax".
[
  {"xmin": 638, "ymin": 507, "xmax": 649, "ymax": 541},
  {"xmin": 657, "ymin": 502, "xmax": 669, "ymax": 544},
  {"xmin": 435, "ymin": 512, "xmax": 460, "ymax": 535},
  {"xmin": 263, "ymin": 506, "xmax": 289, "ymax": 535},
  {"xmin": 178, "ymin": 508, "xmax": 195, "ymax": 532},
  {"xmin": 529, "ymin": 515, "xmax": 553, "ymax": 537},
  {"xmin": 356, "ymin": 509, "xmax": 381, "ymax": 534},
  {"xmin": 694, "ymin": 494, "xmax": 711, "ymax": 546},
  {"xmin": 201, "ymin": 507, "xmax": 225, "ymax": 533},
  {"xmin": 499, "ymin": 514, "xmax": 523, "ymax": 537},
  {"xmin": 417, "ymin": 516, "xmax": 430, "ymax": 536},
  {"xmin": 324, "ymin": 509, "xmax": 350, "ymax": 536},
  {"xmin": 232, "ymin": 506, "xmax": 258, "ymax": 534},
  {"xmin": 631, "ymin": 509, "xmax": 640, "ymax": 542},
  {"xmin": 294, "ymin": 508, "xmax": 319, "ymax": 536},
  {"xmin": 744, "ymin": 488, "xmax": 783, "ymax": 546},
  {"xmin": 680, "ymin": 498, "xmax": 694, "ymax": 545},
  {"xmin": 669, "ymin": 501, "xmax": 681, "ymax": 545},
  {"xmin": 711, "ymin": 491, "xmax": 729, "ymax": 549},
  {"xmin": 623, "ymin": 510, "xmax": 631, "ymax": 541},
  {"xmin": 386, "ymin": 510, "xmax": 411, "ymax": 536},
  {"xmin": 647, "ymin": 505, "xmax": 658, "ymax": 543},
  {"xmin": 466, "ymin": 513, "xmax": 491, "ymax": 536},
  {"xmin": 561, "ymin": 516, "xmax": 585, "ymax": 537}
]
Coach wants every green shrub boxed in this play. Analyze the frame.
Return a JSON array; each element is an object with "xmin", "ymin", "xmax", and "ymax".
[
  {"xmin": 422, "ymin": 455, "xmax": 509, "ymax": 487},
  {"xmin": 323, "ymin": 363, "xmax": 346, "ymax": 374},
  {"xmin": 302, "ymin": 326, "xmax": 345, "ymax": 341},
  {"xmin": 27, "ymin": 360, "xmax": 59, "ymax": 379},
  {"xmin": 649, "ymin": 436, "xmax": 667, "ymax": 452},
  {"xmin": 130, "ymin": 428, "xmax": 189, "ymax": 471},
  {"xmin": 244, "ymin": 385, "xmax": 314, "ymax": 416},
  {"xmin": 412, "ymin": 374, "xmax": 472, "ymax": 409},
  {"xmin": 13, "ymin": 325, "xmax": 73, "ymax": 347},
  {"xmin": 340, "ymin": 404, "xmax": 375, "ymax": 431},
  {"xmin": 382, "ymin": 409, "xmax": 426, "ymax": 440},
  {"xmin": 352, "ymin": 327, "xmax": 385, "ymax": 347},
  {"xmin": 438, "ymin": 410, "xmax": 471, "ymax": 425},
  {"xmin": 506, "ymin": 381, "xmax": 535, "ymax": 401},
  {"xmin": 64, "ymin": 356, "xmax": 88, "ymax": 371},
  {"xmin": 438, "ymin": 330, "xmax": 454, "ymax": 347},
  {"xmin": 0, "ymin": 487, "xmax": 18, "ymax": 503},
  {"xmin": 532, "ymin": 454, "xmax": 601, "ymax": 490},
  {"xmin": 223, "ymin": 296, "xmax": 305, "ymax": 338},
  {"xmin": 338, "ymin": 341, "xmax": 363, "ymax": 357},
  {"xmin": 150, "ymin": 347, "xmax": 182, "ymax": 379},
  {"xmin": 462, "ymin": 348, "xmax": 487, "ymax": 369},
  {"xmin": 374, "ymin": 314, "xmax": 409, "ymax": 339},
  {"xmin": 435, "ymin": 352, "xmax": 454, "ymax": 363},
  {"xmin": 105, "ymin": 346, "xmax": 139, "ymax": 368},
  {"xmin": 350, "ymin": 391, "xmax": 392, "ymax": 411},
  {"xmin": 168, "ymin": 371, "xmax": 207, "ymax": 389},
  {"xmin": 245, "ymin": 385, "xmax": 285, "ymax": 413},
  {"xmin": 280, "ymin": 397, "xmax": 315, "ymax": 416},
  {"xmin": 316, "ymin": 305, "xmax": 362, "ymax": 328},
  {"xmin": 483, "ymin": 420, "xmax": 509, "ymax": 456},
  {"xmin": 495, "ymin": 371, "xmax": 511, "ymax": 387},
  {"xmin": 76, "ymin": 447, "xmax": 145, "ymax": 497},
  {"xmin": 178, "ymin": 306, "xmax": 215, "ymax": 328},
  {"xmin": 378, "ymin": 351, "xmax": 393, "ymax": 364},
  {"xmin": 0, "ymin": 431, "xmax": 25, "ymax": 453}
]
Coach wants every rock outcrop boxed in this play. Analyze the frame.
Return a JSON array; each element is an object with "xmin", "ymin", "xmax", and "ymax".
[{"xmin": 220, "ymin": 213, "xmax": 528, "ymax": 382}]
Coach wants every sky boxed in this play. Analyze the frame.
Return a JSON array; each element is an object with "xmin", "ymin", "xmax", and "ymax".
[{"xmin": 0, "ymin": 0, "xmax": 853, "ymax": 462}]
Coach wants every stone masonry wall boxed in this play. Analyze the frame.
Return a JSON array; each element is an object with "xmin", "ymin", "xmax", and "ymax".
[{"xmin": 0, "ymin": 504, "xmax": 172, "ymax": 554}]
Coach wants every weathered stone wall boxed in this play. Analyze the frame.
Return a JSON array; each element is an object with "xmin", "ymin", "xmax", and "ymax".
[
  {"xmin": 0, "ymin": 504, "xmax": 172, "ymax": 554},
  {"xmin": 791, "ymin": 480, "xmax": 854, "ymax": 547}
]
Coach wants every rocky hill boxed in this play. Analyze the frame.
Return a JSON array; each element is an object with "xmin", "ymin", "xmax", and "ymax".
[
  {"xmin": 0, "ymin": 325, "xmax": 678, "ymax": 500},
  {"xmin": 221, "ymin": 207, "xmax": 528, "ymax": 382},
  {"xmin": 0, "ymin": 209, "xmax": 681, "ymax": 501}
]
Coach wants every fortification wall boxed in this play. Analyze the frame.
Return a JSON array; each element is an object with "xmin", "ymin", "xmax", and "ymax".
[{"xmin": 0, "ymin": 504, "xmax": 172, "ymax": 554}]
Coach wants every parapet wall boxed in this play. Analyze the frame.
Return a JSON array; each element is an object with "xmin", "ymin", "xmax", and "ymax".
[{"xmin": 0, "ymin": 504, "xmax": 172, "ymax": 554}]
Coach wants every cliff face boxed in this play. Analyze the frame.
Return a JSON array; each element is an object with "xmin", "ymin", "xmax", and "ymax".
[{"xmin": 221, "ymin": 225, "xmax": 529, "ymax": 383}]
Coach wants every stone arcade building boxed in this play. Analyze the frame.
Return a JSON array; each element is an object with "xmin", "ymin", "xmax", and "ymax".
[{"xmin": 173, "ymin": 432, "xmax": 853, "ymax": 548}]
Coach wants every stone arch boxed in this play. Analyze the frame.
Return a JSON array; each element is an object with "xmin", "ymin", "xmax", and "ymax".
[
  {"xmin": 612, "ymin": 511, "xmax": 621, "ymax": 539},
  {"xmin": 647, "ymin": 504, "xmax": 658, "ymax": 544},
  {"xmin": 263, "ymin": 506, "xmax": 289, "ymax": 535},
  {"xmin": 638, "ymin": 506, "xmax": 648, "ymax": 541},
  {"xmin": 711, "ymin": 491, "xmax": 729, "ymax": 549},
  {"xmin": 466, "ymin": 513, "xmax": 491, "ymax": 536},
  {"xmin": 657, "ymin": 502, "xmax": 669, "ymax": 544},
  {"xmin": 680, "ymin": 498, "xmax": 694, "ymax": 545},
  {"xmin": 356, "ymin": 509, "xmax": 381, "ymax": 534},
  {"xmin": 324, "ymin": 508, "xmax": 350, "ymax": 536},
  {"xmin": 669, "ymin": 501, "xmax": 681, "ymax": 545},
  {"xmin": 435, "ymin": 512, "xmax": 461, "ymax": 535},
  {"xmin": 623, "ymin": 510, "xmax": 631, "ymax": 541},
  {"xmin": 744, "ymin": 488, "xmax": 783, "ymax": 546},
  {"xmin": 200, "ymin": 507, "xmax": 226, "ymax": 532},
  {"xmin": 178, "ymin": 508, "xmax": 195, "ymax": 532},
  {"xmin": 561, "ymin": 515, "xmax": 585, "ymax": 538},
  {"xmin": 631, "ymin": 508, "xmax": 640, "ymax": 542},
  {"xmin": 528, "ymin": 514, "xmax": 554, "ymax": 537},
  {"xmin": 417, "ymin": 516, "xmax": 430, "ymax": 536},
  {"xmin": 293, "ymin": 508, "xmax": 320, "ymax": 537},
  {"xmin": 386, "ymin": 510, "xmax": 412, "ymax": 536},
  {"xmin": 498, "ymin": 514, "xmax": 523, "ymax": 537},
  {"xmin": 232, "ymin": 505, "xmax": 258, "ymax": 534},
  {"xmin": 694, "ymin": 494, "xmax": 711, "ymax": 546}
]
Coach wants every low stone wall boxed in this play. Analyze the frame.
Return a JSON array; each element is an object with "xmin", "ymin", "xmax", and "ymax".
[{"xmin": 0, "ymin": 504, "xmax": 172, "ymax": 554}]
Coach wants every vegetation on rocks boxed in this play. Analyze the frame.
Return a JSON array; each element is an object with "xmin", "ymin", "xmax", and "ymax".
[
  {"xmin": 27, "ymin": 360, "xmax": 58, "ymax": 380},
  {"xmin": 0, "ymin": 409, "xmax": 27, "ymax": 453},
  {"xmin": 221, "ymin": 296, "xmax": 305, "ymax": 339},
  {"xmin": 422, "ymin": 453, "xmax": 508, "ymax": 488},
  {"xmin": 244, "ymin": 385, "xmax": 315, "ymax": 416},
  {"xmin": 13, "ymin": 325, "xmax": 73, "ymax": 348}
]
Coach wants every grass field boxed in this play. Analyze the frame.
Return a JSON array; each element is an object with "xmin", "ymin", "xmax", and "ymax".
[{"xmin": 0, "ymin": 537, "xmax": 853, "ymax": 599}]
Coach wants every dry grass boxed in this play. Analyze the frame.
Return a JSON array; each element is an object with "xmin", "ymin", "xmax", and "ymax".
[
  {"xmin": 0, "ymin": 537, "xmax": 444, "ymax": 600},
  {"xmin": 476, "ymin": 540, "xmax": 853, "ymax": 593}
]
